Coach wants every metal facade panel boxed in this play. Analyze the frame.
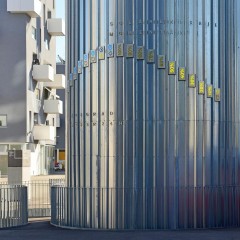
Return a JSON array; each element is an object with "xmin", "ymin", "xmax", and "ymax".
[{"xmin": 65, "ymin": 0, "xmax": 240, "ymax": 229}]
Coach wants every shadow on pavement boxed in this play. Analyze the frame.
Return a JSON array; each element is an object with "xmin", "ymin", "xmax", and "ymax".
[{"xmin": 1, "ymin": 219, "xmax": 240, "ymax": 240}]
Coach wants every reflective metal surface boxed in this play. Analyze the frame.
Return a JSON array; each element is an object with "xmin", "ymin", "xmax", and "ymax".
[
  {"xmin": 51, "ymin": 186, "xmax": 240, "ymax": 229},
  {"xmin": 65, "ymin": 0, "xmax": 240, "ymax": 229}
]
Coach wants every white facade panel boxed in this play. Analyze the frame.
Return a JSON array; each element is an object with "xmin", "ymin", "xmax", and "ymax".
[
  {"xmin": 7, "ymin": 0, "xmax": 41, "ymax": 18},
  {"xmin": 47, "ymin": 18, "xmax": 65, "ymax": 36},
  {"xmin": 32, "ymin": 65, "xmax": 54, "ymax": 82},
  {"xmin": 33, "ymin": 125, "xmax": 55, "ymax": 141},
  {"xmin": 44, "ymin": 74, "xmax": 66, "ymax": 89},
  {"xmin": 44, "ymin": 100, "xmax": 63, "ymax": 114}
]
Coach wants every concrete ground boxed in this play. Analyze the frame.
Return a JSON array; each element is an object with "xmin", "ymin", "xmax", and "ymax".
[{"xmin": 1, "ymin": 219, "xmax": 240, "ymax": 240}]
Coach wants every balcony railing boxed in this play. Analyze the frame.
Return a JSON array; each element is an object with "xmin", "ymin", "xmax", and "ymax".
[
  {"xmin": 44, "ymin": 100, "xmax": 63, "ymax": 114},
  {"xmin": 7, "ymin": 0, "xmax": 41, "ymax": 18},
  {"xmin": 33, "ymin": 125, "xmax": 55, "ymax": 141},
  {"xmin": 47, "ymin": 18, "xmax": 65, "ymax": 36},
  {"xmin": 32, "ymin": 65, "xmax": 54, "ymax": 82},
  {"xmin": 44, "ymin": 74, "xmax": 66, "ymax": 89}
]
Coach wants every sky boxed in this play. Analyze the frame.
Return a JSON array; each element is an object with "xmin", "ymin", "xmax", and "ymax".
[{"xmin": 56, "ymin": 0, "xmax": 65, "ymax": 61}]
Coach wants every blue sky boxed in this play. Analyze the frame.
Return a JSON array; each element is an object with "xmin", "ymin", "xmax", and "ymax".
[{"xmin": 56, "ymin": 0, "xmax": 65, "ymax": 60}]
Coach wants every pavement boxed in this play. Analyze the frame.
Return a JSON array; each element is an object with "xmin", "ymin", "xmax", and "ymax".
[{"xmin": 1, "ymin": 219, "xmax": 240, "ymax": 240}]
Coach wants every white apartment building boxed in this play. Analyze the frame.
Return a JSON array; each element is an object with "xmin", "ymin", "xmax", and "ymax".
[{"xmin": 0, "ymin": 0, "xmax": 65, "ymax": 182}]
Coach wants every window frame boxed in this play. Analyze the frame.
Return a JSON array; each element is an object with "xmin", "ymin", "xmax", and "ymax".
[
  {"xmin": 0, "ymin": 115, "xmax": 7, "ymax": 128},
  {"xmin": 31, "ymin": 26, "xmax": 37, "ymax": 40}
]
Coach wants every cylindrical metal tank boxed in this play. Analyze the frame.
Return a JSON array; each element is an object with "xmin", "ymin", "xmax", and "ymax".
[{"xmin": 65, "ymin": 0, "xmax": 240, "ymax": 229}]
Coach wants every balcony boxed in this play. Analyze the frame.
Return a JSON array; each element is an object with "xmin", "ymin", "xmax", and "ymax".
[
  {"xmin": 47, "ymin": 18, "xmax": 65, "ymax": 36},
  {"xmin": 33, "ymin": 125, "xmax": 55, "ymax": 141},
  {"xmin": 43, "ymin": 74, "xmax": 65, "ymax": 89},
  {"xmin": 44, "ymin": 100, "xmax": 63, "ymax": 114},
  {"xmin": 7, "ymin": 0, "xmax": 41, "ymax": 18},
  {"xmin": 32, "ymin": 65, "xmax": 54, "ymax": 82}
]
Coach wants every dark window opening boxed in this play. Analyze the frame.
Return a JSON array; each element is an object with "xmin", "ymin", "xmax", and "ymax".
[
  {"xmin": 48, "ymin": 11, "xmax": 52, "ymax": 19},
  {"xmin": 44, "ymin": 89, "xmax": 50, "ymax": 100}
]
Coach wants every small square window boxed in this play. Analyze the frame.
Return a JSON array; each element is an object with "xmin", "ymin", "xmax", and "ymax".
[{"xmin": 0, "ymin": 115, "xmax": 7, "ymax": 127}]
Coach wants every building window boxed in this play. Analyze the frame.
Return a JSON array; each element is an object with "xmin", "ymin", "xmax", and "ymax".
[
  {"xmin": 53, "ymin": 0, "xmax": 55, "ymax": 9},
  {"xmin": 44, "ymin": 88, "xmax": 50, "ymax": 99},
  {"xmin": 33, "ymin": 53, "xmax": 39, "ymax": 65},
  {"xmin": 43, "ymin": 4, "xmax": 46, "ymax": 23},
  {"xmin": 35, "ymin": 88, "xmax": 41, "ymax": 100},
  {"xmin": 32, "ymin": 26, "xmax": 36, "ymax": 39},
  {"xmin": 45, "ymin": 39, "xmax": 50, "ymax": 50},
  {"xmin": 40, "ymin": 28, "xmax": 42, "ymax": 52},
  {"xmin": 9, "ymin": 144, "xmax": 22, "ymax": 151},
  {"xmin": 0, "ymin": 115, "xmax": 7, "ymax": 127},
  {"xmin": 0, "ymin": 144, "xmax": 8, "ymax": 152},
  {"xmin": 34, "ymin": 113, "xmax": 39, "ymax": 124},
  {"xmin": 48, "ymin": 11, "xmax": 52, "ymax": 19}
]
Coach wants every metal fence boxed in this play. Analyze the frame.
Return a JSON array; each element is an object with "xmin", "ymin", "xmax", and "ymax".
[
  {"xmin": 51, "ymin": 186, "xmax": 240, "ymax": 230},
  {"xmin": 26, "ymin": 181, "xmax": 52, "ymax": 218},
  {"xmin": 0, "ymin": 179, "xmax": 65, "ymax": 218},
  {"xmin": 26, "ymin": 179, "xmax": 65, "ymax": 218},
  {"xmin": 0, "ymin": 185, "xmax": 28, "ymax": 228}
]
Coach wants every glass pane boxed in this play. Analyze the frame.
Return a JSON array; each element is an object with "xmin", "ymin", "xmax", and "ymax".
[
  {"xmin": 0, "ymin": 144, "xmax": 8, "ymax": 152},
  {"xmin": 0, "ymin": 115, "xmax": 7, "ymax": 127},
  {"xmin": 9, "ymin": 145, "xmax": 22, "ymax": 150}
]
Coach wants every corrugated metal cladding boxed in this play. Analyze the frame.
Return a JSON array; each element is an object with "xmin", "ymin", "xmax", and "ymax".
[{"xmin": 66, "ymin": 0, "xmax": 240, "ymax": 229}]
